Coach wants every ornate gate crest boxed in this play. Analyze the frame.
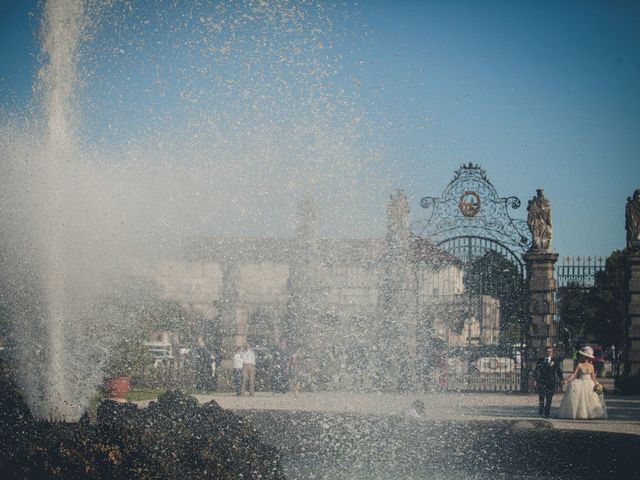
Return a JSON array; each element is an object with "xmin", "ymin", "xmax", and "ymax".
[{"xmin": 414, "ymin": 163, "xmax": 531, "ymax": 271}]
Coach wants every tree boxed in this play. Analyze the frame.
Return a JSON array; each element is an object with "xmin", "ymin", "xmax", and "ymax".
[
  {"xmin": 112, "ymin": 279, "xmax": 200, "ymax": 345},
  {"xmin": 104, "ymin": 337, "xmax": 154, "ymax": 379},
  {"xmin": 592, "ymin": 250, "xmax": 626, "ymax": 346},
  {"xmin": 559, "ymin": 250, "xmax": 627, "ymax": 348},
  {"xmin": 464, "ymin": 251, "xmax": 528, "ymax": 343},
  {"xmin": 558, "ymin": 283, "xmax": 598, "ymax": 346}
]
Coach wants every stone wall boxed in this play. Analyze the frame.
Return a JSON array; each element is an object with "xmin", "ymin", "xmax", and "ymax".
[{"xmin": 133, "ymin": 236, "xmax": 500, "ymax": 392}]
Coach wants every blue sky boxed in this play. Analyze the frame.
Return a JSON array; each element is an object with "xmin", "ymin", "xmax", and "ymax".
[{"xmin": 1, "ymin": 0, "xmax": 639, "ymax": 259}]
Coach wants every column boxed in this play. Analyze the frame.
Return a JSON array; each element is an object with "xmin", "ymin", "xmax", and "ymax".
[
  {"xmin": 620, "ymin": 189, "xmax": 640, "ymax": 393},
  {"xmin": 621, "ymin": 250, "xmax": 640, "ymax": 393},
  {"xmin": 524, "ymin": 251, "xmax": 559, "ymax": 388}
]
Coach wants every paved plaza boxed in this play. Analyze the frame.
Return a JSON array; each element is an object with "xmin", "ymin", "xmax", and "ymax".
[{"xmin": 139, "ymin": 378, "xmax": 640, "ymax": 436}]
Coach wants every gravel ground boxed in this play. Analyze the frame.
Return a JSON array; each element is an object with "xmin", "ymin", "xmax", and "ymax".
[
  {"xmin": 132, "ymin": 384, "xmax": 640, "ymax": 478},
  {"xmin": 177, "ymin": 383, "xmax": 640, "ymax": 436},
  {"xmin": 238, "ymin": 409, "xmax": 640, "ymax": 479}
]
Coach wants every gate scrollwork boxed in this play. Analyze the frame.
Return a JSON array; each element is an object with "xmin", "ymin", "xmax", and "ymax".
[{"xmin": 414, "ymin": 163, "xmax": 531, "ymax": 267}]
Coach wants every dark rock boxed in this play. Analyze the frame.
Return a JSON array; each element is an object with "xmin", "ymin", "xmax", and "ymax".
[{"xmin": 0, "ymin": 378, "xmax": 284, "ymax": 479}]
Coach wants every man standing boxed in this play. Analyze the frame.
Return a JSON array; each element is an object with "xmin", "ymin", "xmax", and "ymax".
[
  {"xmin": 191, "ymin": 336, "xmax": 212, "ymax": 391},
  {"xmin": 242, "ymin": 343, "xmax": 256, "ymax": 396},
  {"xmin": 273, "ymin": 340, "xmax": 291, "ymax": 393},
  {"xmin": 533, "ymin": 345, "xmax": 563, "ymax": 418},
  {"xmin": 233, "ymin": 347, "xmax": 243, "ymax": 396}
]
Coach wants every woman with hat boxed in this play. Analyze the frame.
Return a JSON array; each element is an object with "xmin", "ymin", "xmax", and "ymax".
[{"xmin": 558, "ymin": 345, "xmax": 607, "ymax": 419}]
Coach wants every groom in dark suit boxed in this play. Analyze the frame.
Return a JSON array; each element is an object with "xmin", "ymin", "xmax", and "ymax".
[{"xmin": 533, "ymin": 346, "xmax": 563, "ymax": 418}]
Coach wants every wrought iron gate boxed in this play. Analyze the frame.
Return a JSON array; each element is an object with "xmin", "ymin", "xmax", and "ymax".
[
  {"xmin": 446, "ymin": 344, "xmax": 524, "ymax": 392},
  {"xmin": 413, "ymin": 163, "xmax": 531, "ymax": 392}
]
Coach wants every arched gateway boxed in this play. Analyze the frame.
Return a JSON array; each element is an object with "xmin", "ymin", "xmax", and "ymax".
[
  {"xmin": 415, "ymin": 163, "xmax": 531, "ymax": 270},
  {"xmin": 413, "ymin": 163, "xmax": 533, "ymax": 392}
]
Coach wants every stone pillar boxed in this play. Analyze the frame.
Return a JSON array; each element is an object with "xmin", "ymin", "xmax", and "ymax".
[
  {"xmin": 285, "ymin": 195, "xmax": 322, "ymax": 388},
  {"xmin": 523, "ymin": 189, "xmax": 558, "ymax": 391},
  {"xmin": 621, "ymin": 189, "xmax": 640, "ymax": 393},
  {"xmin": 524, "ymin": 251, "xmax": 559, "ymax": 376},
  {"xmin": 622, "ymin": 249, "xmax": 640, "ymax": 393},
  {"xmin": 219, "ymin": 262, "xmax": 242, "ymax": 346},
  {"xmin": 213, "ymin": 262, "xmax": 242, "ymax": 391},
  {"xmin": 379, "ymin": 190, "xmax": 417, "ymax": 391}
]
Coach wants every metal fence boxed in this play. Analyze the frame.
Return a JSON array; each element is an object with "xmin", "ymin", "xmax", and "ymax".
[
  {"xmin": 444, "ymin": 346, "xmax": 524, "ymax": 392},
  {"xmin": 556, "ymin": 256, "xmax": 605, "ymax": 288}
]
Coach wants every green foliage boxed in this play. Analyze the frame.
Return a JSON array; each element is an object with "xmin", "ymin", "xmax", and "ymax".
[
  {"xmin": 464, "ymin": 251, "xmax": 529, "ymax": 343},
  {"xmin": 98, "ymin": 278, "xmax": 222, "ymax": 380},
  {"xmin": 105, "ymin": 338, "xmax": 154, "ymax": 379},
  {"xmin": 558, "ymin": 284, "xmax": 597, "ymax": 341},
  {"xmin": 135, "ymin": 297, "xmax": 219, "ymax": 347},
  {"xmin": 138, "ymin": 300, "xmax": 190, "ymax": 338},
  {"xmin": 125, "ymin": 388, "xmax": 166, "ymax": 402},
  {"xmin": 559, "ymin": 249, "xmax": 627, "ymax": 346},
  {"xmin": 593, "ymin": 250, "xmax": 626, "ymax": 343},
  {"xmin": 0, "ymin": 302, "xmax": 8, "ymax": 337},
  {"xmin": 95, "ymin": 279, "xmax": 178, "ymax": 379}
]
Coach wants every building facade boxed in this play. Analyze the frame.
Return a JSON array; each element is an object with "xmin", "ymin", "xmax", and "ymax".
[{"xmin": 137, "ymin": 192, "xmax": 501, "ymax": 390}]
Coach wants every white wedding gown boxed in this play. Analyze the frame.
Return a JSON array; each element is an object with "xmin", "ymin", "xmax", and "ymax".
[{"xmin": 558, "ymin": 369, "xmax": 607, "ymax": 419}]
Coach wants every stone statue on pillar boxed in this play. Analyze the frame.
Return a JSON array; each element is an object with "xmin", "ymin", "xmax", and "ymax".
[
  {"xmin": 523, "ymin": 188, "xmax": 558, "ymax": 391},
  {"xmin": 527, "ymin": 189, "xmax": 552, "ymax": 253},
  {"xmin": 625, "ymin": 189, "xmax": 640, "ymax": 251}
]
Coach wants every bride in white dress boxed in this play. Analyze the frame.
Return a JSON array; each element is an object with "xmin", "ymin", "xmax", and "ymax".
[{"xmin": 558, "ymin": 346, "xmax": 607, "ymax": 420}]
